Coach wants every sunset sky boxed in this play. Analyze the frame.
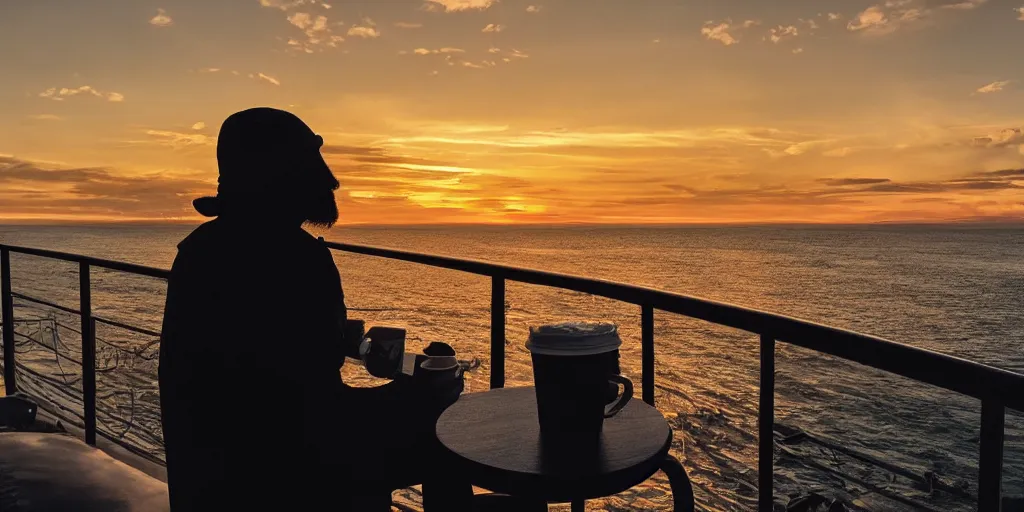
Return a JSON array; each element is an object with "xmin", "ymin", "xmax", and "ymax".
[{"xmin": 1, "ymin": 0, "xmax": 1023, "ymax": 224}]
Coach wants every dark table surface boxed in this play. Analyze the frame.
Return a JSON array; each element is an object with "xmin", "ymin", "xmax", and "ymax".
[{"xmin": 435, "ymin": 386, "xmax": 672, "ymax": 503}]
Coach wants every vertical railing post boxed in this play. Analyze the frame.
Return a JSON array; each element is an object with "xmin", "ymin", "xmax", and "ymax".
[
  {"xmin": 759, "ymin": 335, "xmax": 775, "ymax": 512},
  {"xmin": 80, "ymin": 263, "xmax": 96, "ymax": 446},
  {"xmin": 979, "ymin": 399, "xmax": 1004, "ymax": 512},
  {"xmin": 490, "ymin": 275, "xmax": 505, "ymax": 389},
  {"xmin": 1, "ymin": 248, "xmax": 16, "ymax": 395},
  {"xmin": 641, "ymin": 304, "xmax": 655, "ymax": 406}
]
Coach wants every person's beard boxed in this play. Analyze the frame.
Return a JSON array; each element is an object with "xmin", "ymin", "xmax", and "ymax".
[{"xmin": 304, "ymin": 190, "xmax": 339, "ymax": 228}]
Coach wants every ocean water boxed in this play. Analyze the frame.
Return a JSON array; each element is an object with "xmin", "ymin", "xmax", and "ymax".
[{"xmin": 0, "ymin": 223, "xmax": 1022, "ymax": 511}]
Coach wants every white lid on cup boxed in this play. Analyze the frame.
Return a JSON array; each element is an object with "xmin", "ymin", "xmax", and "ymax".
[{"xmin": 525, "ymin": 322, "xmax": 622, "ymax": 356}]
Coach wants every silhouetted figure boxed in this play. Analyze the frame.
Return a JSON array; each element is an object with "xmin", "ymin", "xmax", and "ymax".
[{"xmin": 158, "ymin": 108, "xmax": 466, "ymax": 511}]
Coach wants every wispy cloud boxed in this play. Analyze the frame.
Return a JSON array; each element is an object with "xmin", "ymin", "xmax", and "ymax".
[
  {"xmin": 394, "ymin": 21, "xmax": 423, "ymax": 28},
  {"xmin": 482, "ymin": 23, "xmax": 504, "ymax": 33},
  {"xmin": 284, "ymin": 11, "xmax": 344, "ymax": 52},
  {"xmin": 0, "ymin": 155, "xmax": 214, "ymax": 220},
  {"xmin": 526, "ymin": 5, "xmax": 540, "ymax": 13},
  {"xmin": 141, "ymin": 129, "xmax": 216, "ymax": 148},
  {"xmin": 798, "ymin": 18, "xmax": 819, "ymax": 30},
  {"xmin": 1016, "ymin": 6, "xmax": 1024, "ymax": 20},
  {"xmin": 149, "ymin": 8, "xmax": 173, "ymax": 27},
  {"xmin": 701, "ymin": 21, "xmax": 738, "ymax": 45},
  {"xmin": 847, "ymin": 6, "xmax": 893, "ymax": 33},
  {"xmin": 347, "ymin": 26, "xmax": 379, "ymax": 37},
  {"xmin": 768, "ymin": 25, "xmax": 799, "ymax": 43},
  {"xmin": 348, "ymin": 18, "xmax": 379, "ymax": 38},
  {"xmin": 255, "ymin": 72, "xmax": 281, "ymax": 85},
  {"xmin": 827, "ymin": 12, "xmax": 843, "ymax": 21},
  {"xmin": 941, "ymin": 0, "xmax": 986, "ymax": 10},
  {"xmin": 424, "ymin": 0, "xmax": 497, "ymax": 12},
  {"xmin": 971, "ymin": 128, "xmax": 1023, "ymax": 148},
  {"xmin": 848, "ymin": 0, "xmax": 987, "ymax": 34},
  {"xmin": 200, "ymin": 67, "xmax": 221, "ymax": 73},
  {"xmin": 977, "ymin": 80, "xmax": 1012, "ymax": 94},
  {"xmin": 258, "ymin": 0, "xmax": 314, "ymax": 10},
  {"xmin": 818, "ymin": 178, "xmax": 892, "ymax": 186},
  {"xmin": 701, "ymin": 18, "xmax": 764, "ymax": 45},
  {"xmin": 28, "ymin": 114, "xmax": 62, "ymax": 121},
  {"xmin": 192, "ymin": 121, "xmax": 206, "ymax": 130},
  {"xmin": 38, "ymin": 86, "xmax": 124, "ymax": 102},
  {"xmin": 792, "ymin": 47, "xmax": 804, "ymax": 54},
  {"xmin": 412, "ymin": 47, "xmax": 465, "ymax": 55}
]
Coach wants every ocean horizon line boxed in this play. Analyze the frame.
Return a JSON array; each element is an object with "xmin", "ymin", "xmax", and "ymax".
[{"xmin": 1, "ymin": 219, "xmax": 1023, "ymax": 230}]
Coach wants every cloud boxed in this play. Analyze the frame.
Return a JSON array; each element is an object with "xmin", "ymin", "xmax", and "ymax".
[
  {"xmin": 412, "ymin": 47, "xmax": 465, "ymax": 55},
  {"xmin": 27, "ymin": 114, "xmax": 62, "ymax": 121},
  {"xmin": 971, "ymin": 128, "xmax": 1023, "ymax": 148},
  {"xmin": 819, "ymin": 178, "xmax": 892, "ymax": 186},
  {"xmin": 526, "ymin": 5, "xmax": 540, "ymax": 13},
  {"xmin": 701, "ymin": 21, "xmax": 738, "ymax": 45},
  {"xmin": 482, "ymin": 23, "xmax": 504, "ymax": 32},
  {"xmin": 150, "ymin": 8, "xmax": 173, "ymax": 27},
  {"xmin": 200, "ymin": 67, "xmax": 221, "ymax": 73},
  {"xmin": 348, "ymin": 26, "xmax": 379, "ymax": 37},
  {"xmin": 1017, "ymin": 7, "xmax": 1024, "ymax": 20},
  {"xmin": 256, "ymin": 73, "xmax": 281, "ymax": 85},
  {"xmin": 941, "ymin": 0, "xmax": 986, "ymax": 9},
  {"xmin": 507, "ymin": 48, "xmax": 528, "ymax": 59},
  {"xmin": 848, "ymin": 0, "xmax": 988, "ymax": 34},
  {"xmin": 742, "ymin": 19, "xmax": 761, "ymax": 28},
  {"xmin": 39, "ymin": 85, "xmax": 124, "ymax": 102},
  {"xmin": 461, "ymin": 61, "xmax": 485, "ymax": 69},
  {"xmin": 347, "ymin": 18, "xmax": 379, "ymax": 38},
  {"xmin": 799, "ymin": 18, "xmax": 819, "ymax": 30},
  {"xmin": 284, "ymin": 11, "xmax": 344, "ymax": 51},
  {"xmin": 192, "ymin": 122, "xmax": 206, "ymax": 130},
  {"xmin": 792, "ymin": 47, "xmax": 804, "ymax": 54},
  {"xmin": 139, "ymin": 129, "xmax": 217, "ymax": 148},
  {"xmin": 394, "ymin": 21, "xmax": 423, "ymax": 28},
  {"xmin": 977, "ymin": 80, "xmax": 1011, "ymax": 94},
  {"xmin": 258, "ymin": 0, "xmax": 313, "ymax": 10},
  {"xmin": 424, "ymin": 0, "xmax": 497, "ymax": 12},
  {"xmin": 848, "ymin": 6, "xmax": 891, "ymax": 32},
  {"xmin": 0, "ymin": 155, "xmax": 215, "ymax": 219},
  {"xmin": 827, "ymin": 13, "xmax": 842, "ymax": 21},
  {"xmin": 974, "ymin": 168, "xmax": 1024, "ymax": 178},
  {"xmin": 768, "ymin": 25, "xmax": 799, "ymax": 43}
]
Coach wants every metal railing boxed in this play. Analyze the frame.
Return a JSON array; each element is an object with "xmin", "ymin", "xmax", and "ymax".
[{"xmin": 2, "ymin": 240, "xmax": 1023, "ymax": 511}]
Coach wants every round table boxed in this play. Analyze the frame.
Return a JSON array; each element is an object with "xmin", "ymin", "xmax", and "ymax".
[{"xmin": 436, "ymin": 387, "xmax": 694, "ymax": 511}]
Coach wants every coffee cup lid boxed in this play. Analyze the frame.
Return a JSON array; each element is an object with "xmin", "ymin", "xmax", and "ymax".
[{"xmin": 526, "ymin": 322, "xmax": 622, "ymax": 356}]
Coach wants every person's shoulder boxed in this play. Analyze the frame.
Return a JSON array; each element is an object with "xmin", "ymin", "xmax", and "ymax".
[
  {"xmin": 175, "ymin": 220, "xmax": 224, "ymax": 254},
  {"xmin": 294, "ymin": 230, "xmax": 340, "ymax": 274}
]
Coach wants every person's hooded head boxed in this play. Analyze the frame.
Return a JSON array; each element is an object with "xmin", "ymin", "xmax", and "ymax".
[{"xmin": 193, "ymin": 108, "xmax": 340, "ymax": 227}]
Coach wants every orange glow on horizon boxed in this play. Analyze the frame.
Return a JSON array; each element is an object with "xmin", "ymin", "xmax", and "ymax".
[{"xmin": 1, "ymin": 1, "xmax": 1022, "ymax": 224}]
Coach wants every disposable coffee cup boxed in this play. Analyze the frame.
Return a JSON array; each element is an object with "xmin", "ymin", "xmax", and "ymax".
[{"xmin": 526, "ymin": 322, "xmax": 633, "ymax": 444}]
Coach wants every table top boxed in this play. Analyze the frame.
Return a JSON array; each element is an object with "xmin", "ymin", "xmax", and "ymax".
[{"xmin": 435, "ymin": 386, "xmax": 672, "ymax": 503}]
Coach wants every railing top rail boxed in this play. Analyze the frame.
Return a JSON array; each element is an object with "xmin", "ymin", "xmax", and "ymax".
[
  {"xmin": 0, "ymin": 244, "xmax": 169, "ymax": 279},
  {"xmin": 4, "ymin": 241, "xmax": 1023, "ymax": 411}
]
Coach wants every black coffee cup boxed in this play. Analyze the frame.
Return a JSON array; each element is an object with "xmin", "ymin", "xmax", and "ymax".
[{"xmin": 527, "ymin": 323, "xmax": 633, "ymax": 444}]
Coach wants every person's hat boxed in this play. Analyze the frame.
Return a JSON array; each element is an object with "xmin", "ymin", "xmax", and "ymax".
[{"xmin": 193, "ymin": 107, "xmax": 329, "ymax": 217}]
